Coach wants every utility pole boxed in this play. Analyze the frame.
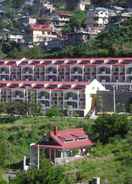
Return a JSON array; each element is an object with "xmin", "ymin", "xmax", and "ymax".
[{"xmin": 113, "ymin": 85, "xmax": 116, "ymax": 113}]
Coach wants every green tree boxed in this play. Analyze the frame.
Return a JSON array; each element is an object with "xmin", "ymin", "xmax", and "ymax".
[
  {"xmin": 70, "ymin": 10, "xmax": 86, "ymax": 29},
  {"xmin": 46, "ymin": 106, "xmax": 64, "ymax": 118},
  {"xmin": 13, "ymin": 159, "xmax": 71, "ymax": 184},
  {"xmin": 0, "ymin": 140, "xmax": 11, "ymax": 167},
  {"xmin": 6, "ymin": 101, "xmax": 28, "ymax": 115},
  {"xmin": 92, "ymin": 114, "xmax": 129, "ymax": 144}
]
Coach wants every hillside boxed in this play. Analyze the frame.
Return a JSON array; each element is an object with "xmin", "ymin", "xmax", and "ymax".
[{"xmin": 0, "ymin": 115, "xmax": 131, "ymax": 184}]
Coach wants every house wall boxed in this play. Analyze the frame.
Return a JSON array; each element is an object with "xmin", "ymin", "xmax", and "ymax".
[
  {"xmin": 33, "ymin": 30, "xmax": 57, "ymax": 43},
  {"xmin": 84, "ymin": 79, "xmax": 106, "ymax": 116}
]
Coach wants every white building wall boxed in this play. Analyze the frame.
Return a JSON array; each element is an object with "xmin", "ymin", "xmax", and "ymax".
[
  {"xmin": 33, "ymin": 30, "xmax": 57, "ymax": 43},
  {"xmin": 84, "ymin": 79, "xmax": 106, "ymax": 116}
]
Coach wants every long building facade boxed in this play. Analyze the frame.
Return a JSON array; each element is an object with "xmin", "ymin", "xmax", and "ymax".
[
  {"xmin": 0, "ymin": 57, "xmax": 132, "ymax": 83},
  {"xmin": 0, "ymin": 80, "xmax": 106, "ymax": 116},
  {"xmin": 1, "ymin": 57, "xmax": 132, "ymax": 115}
]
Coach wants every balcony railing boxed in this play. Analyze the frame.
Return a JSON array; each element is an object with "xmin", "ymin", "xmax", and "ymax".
[{"xmin": 38, "ymin": 96, "xmax": 50, "ymax": 100}]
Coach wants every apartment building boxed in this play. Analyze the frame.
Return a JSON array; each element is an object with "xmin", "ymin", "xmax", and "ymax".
[
  {"xmin": 1, "ymin": 57, "xmax": 132, "ymax": 83},
  {"xmin": 0, "ymin": 79, "xmax": 105, "ymax": 116},
  {"xmin": 1, "ymin": 57, "xmax": 132, "ymax": 115}
]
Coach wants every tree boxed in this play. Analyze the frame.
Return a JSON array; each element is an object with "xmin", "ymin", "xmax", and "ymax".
[
  {"xmin": 0, "ymin": 140, "xmax": 11, "ymax": 167},
  {"xmin": 70, "ymin": 10, "xmax": 86, "ymax": 29},
  {"xmin": 92, "ymin": 114, "xmax": 129, "ymax": 144},
  {"xmin": 6, "ymin": 101, "xmax": 28, "ymax": 115},
  {"xmin": 46, "ymin": 106, "xmax": 64, "ymax": 118},
  {"xmin": 27, "ymin": 92, "xmax": 43, "ymax": 116},
  {"xmin": 13, "ymin": 159, "xmax": 71, "ymax": 184}
]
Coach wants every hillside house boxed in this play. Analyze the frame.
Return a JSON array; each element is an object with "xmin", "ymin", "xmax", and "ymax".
[
  {"xmin": 52, "ymin": 11, "xmax": 72, "ymax": 32},
  {"xmin": 31, "ymin": 24, "xmax": 57, "ymax": 44},
  {"xmin": 30, "ymin": 127, "xmax": 93, "ymax": 167},
  {"xmin": 86, "ymin": 7, "xmax": 109, "ymax": 36}
]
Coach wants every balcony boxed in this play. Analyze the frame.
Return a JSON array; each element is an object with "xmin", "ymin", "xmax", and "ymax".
[
  {"xmin": 71, "ymin": 67, "xmax": 82, "ymax": 75},
  {"xmin": 126, "ymin": 69, "xmax": 132, "ymax": 75},
  {"xmin": 38, "ymin": 91, "xmax": 50, "ymax": 100},
  {"xmin": 0, "ymin": 76, "xmax": 9, "ymax": 80},
  {"xmin": 64, "ymin": 102, "xmax": 78, "ymax": 110},
  {"xmin": 46, "ymin": 71, "xmax": 57, "ymax": 75},
  {"xmin": 71, "ymin": 71, "xmax": 82, "ymax": 75},
  {"xmin": 22, "ymin": 68, "xmax": 33, "ymax": 74},
  {"xmin": 71, "ymin": 76, "xmax": 82, "ymax": 81},
  {"xmin": 46, "ymin": 67, "xmax": 57, "ymax": 75},
  {"xmin": 97, "ymin": 70, "xmax": 111, "ymax": 75},
  {"xmin": 22, "ymin": 76, "xmax": 33, "ymax": 81},
  {"xmin": 38, "ymin": 96, "xmax": 50, "ymax": 100},
  {"xmin": 13, "ymin": 95, "xmax": 24, "ymax": 100},
  {"xmin": 64, "ymin": 93, "xmax": 78, "ymax": 101},
  {"xmin": 65, "ymin": 97, "xmax": 77, "ymax": 101}
]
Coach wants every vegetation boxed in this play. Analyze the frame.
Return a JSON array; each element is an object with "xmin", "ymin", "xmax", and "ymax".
[
  {"xmin": 92, "ymin": 114, "xmax": 129, "ymax": 144},
  {"xmin": 63, "ymin": 10, "xmax": 87, "ymax": 33},
  {"xmin": 0, "ymin": 114, "xmax": 131, "ymax": 183},
  {"xmin": 0, "ymin": 101, "xmax": 42, "ymax": 116},
  {"xmin": 1, "ymin": 17, "xmax": 132, "ymax": 58},
  {"xmin": 45, "ymin": 106, "xmax": 64, "ymax": 118}
]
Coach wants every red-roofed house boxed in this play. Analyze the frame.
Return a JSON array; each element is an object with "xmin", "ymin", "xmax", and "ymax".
[
  {"xmin": 31, "ymin": 24, "xmax": 57, "ymax": 44},
  {"xmin": 30, "ymin": 127, "xmax": 93, "ymax": 167}
]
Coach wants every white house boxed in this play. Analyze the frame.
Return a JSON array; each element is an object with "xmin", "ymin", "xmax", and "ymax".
[
  {"xmin": 8, "ymin": 34, "xmax": 25, "ymax": 43},
  {"xmin": 31, "ymin": 24, "xmax": 57, "ymax": 44},
  {"xmin": 86, "ymin": 7, "xmax": 109, "ymax": 36}
]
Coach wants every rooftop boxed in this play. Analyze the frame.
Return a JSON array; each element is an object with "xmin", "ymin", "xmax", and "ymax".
[
  {"xmin": 0, "ymin": 80, "xmax": 89, "ymax": 90},
  {"xmin": 31, "ymin": 24, "xmax": 52, "ymax": 31},
  {"xmin": 34, "ymin": 128, "xmax": 93, "ymax": 150}
]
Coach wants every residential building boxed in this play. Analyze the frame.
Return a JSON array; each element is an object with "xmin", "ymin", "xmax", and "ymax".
[
  {"xmin": 30, "ymin": 127, "xmax": 93, "ymax": 167},
  {"xmin": 41, "ymin": 38, "xmax": 64, "ymax": 51},
  {"xmin": 86, "ymin": 7, "xmax": 109, "ymax": 36},
  {"xmin": 1, "ymin": 57, "xmax": 132, "ymax": 83},
  {"xmin": 63, "ymin": 31, "xmax": 89, "ymax": 45},
  {"xmin": 29, "ymin": 17, "xmax": 37, "ymax": 25},
  {"xmin": 31, "ymin": 24, "xmax": 57, "ymax": 44},
  {"xmin": 78, "ymin": 0, "xmax": 91, "ymax": 11},
  {"xmin": 0, "ymin": 79, "xmax": 106, "ymax": 116},
  {"xmin": 52, "ymin": 11, "xmax": 72, "ymax": 32},
  {"xmin": 8, "ymin": 34, "xmax": 25, "ymax": 43}
]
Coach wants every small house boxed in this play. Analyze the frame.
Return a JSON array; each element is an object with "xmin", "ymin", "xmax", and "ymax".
[
  {"xmin": 31, "ymin": 23, "xmax": 57, "ymax": 44},
  {"xmin": 30, "ymin": 127, "xmax": 93, "ymax": 167}
]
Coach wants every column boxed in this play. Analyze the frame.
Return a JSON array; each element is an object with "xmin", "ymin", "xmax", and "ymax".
[
  {"xmin": 125, "ymin": 65, "xmax": 127, "ymax": 82},
  {"xmin": 53, "ymin": 149, "xmax": 56, "ymax": 162},
  {"xmin": 49, "ymin": 148, "xmax": 52, "ymax": 160},
  {"xmin": 77, "ymin": 90, "xmax": 80, "ymax": 109},
  {"xmin": 49, "ymin": 90, "xmax": 52, "ymax": 107},
  {"xmin": 0, "ymin": 89, "xmax": 1, "ymax": 101},
  {"xmin": 37, "ymin": 145, "xmax": 40, "ymax": 170}
]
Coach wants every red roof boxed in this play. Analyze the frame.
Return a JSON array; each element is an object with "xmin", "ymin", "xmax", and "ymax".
[
  {"xmin": 31, "ymin": 24, "xmax": 52, "ymax": 31},
  {"xmin": 1, "ymin": 57, "xmax": 132, "ymax": 66},
  {"xmin": 37, "ymin": 128, "xmax": 93, "ymax": 150},
  {"xmin": 56, "ymin": 11, "xmax": 72, "ymax": 17},
  {"xmin": 0, "ymin": 80, "xmax": 88, "ymax": 90}
]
